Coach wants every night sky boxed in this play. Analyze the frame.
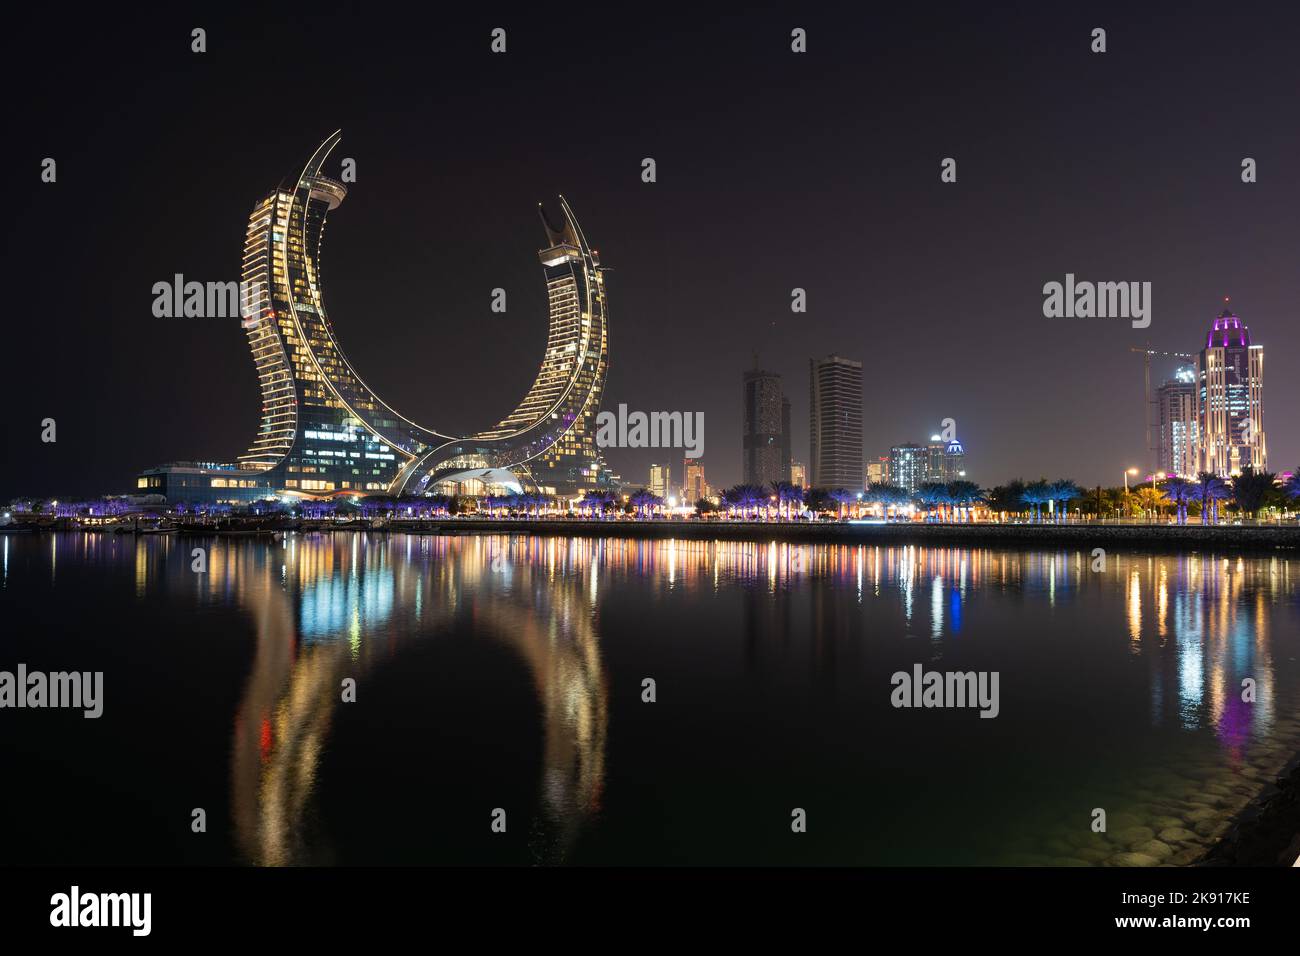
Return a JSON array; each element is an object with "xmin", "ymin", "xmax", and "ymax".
[{"xmin": 4, "ymin": 2, "xmax": 1298, "ymax": 501}]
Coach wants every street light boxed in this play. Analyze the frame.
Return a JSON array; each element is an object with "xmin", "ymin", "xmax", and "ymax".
[
  {"xmin": 1152, "ymin": 471, "xmax": 1166, "ymax": 524},
  {"xmin": 1122, "ymin": 468, "xmax": 1138, "ymax": 523}
]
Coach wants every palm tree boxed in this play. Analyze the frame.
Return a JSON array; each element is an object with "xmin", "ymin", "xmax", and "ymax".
[
  {"xmin": 864, "ymin": 484, "xmax": 909, "ymax": 521},
  {"xmin": 1162, "ymin": 476, "xmax": 1195, "ymax": 525},
  {"xmin": 774, "ymin": 481, "xmax": 805, "ymax": 520},
  {"xmin": 721, "ymin": 485, "xmax": 742, "ymax": 519},
  {"xmin": 721, "ymin": 485, "xmax": 764, "ymax": 520},
  {"xmin": 770, "ymin": 481, "xmax": 796, "ymax": 520},
  {"xmin": 1021, "ymin": 480, "xmax": 1050, "ymax": 523},
  {"xmin": 1134, "ymin": 486, "xmax": 1169, "ymax": 521},
  {"xmin": 787, "ymin": 483, "xmax": 806, "ymax": 518},
  {"xmin": 629, "ymin": 488, "xmax": 656, "ymax": 519},
  {"xmin": 1284, "ymin": 469, "xmax": 1300, "ymax": 508},
  {"xmin": 885, "ymin": 485, "xmax": 913, "ymax": 520},
  {"xmin": 945, "ymin": 480, "xmax": 985, "ymax": 522},
  {"xmin": 825, "ymin": 488, "xmax": 854, "ymax": 520},
  {"xmin": 803, "ymin": 487, "xmax": 832, "ymax": 518},
  {"xmin": 1046, "ymin": 479, "xmax": 1082, "ymax": 523},
  {"xmin": 913, "ymin": 482, "xmax": 946, "ymax": 522},
  {"xmin": 579, "ymin": 489, "xmax": 611, "ymax": 520},
  {"xmin": 1193, "ymin": 472, "xmax": 1229, "ymax": 525},
  {"xmin": 1097, "ymin": 486, "xmax": 1126, "ymax": 521},
  {"xmin": 738, "ymin": 484, "xmax": 768, "ymax": 519},
  {"xmin": 1231, "ymin": 467, "xmax": 1277, "ymax": 522},
  {"xmin": 986, "ymin": 480, "xmax": 1026, "ymax": 521}
]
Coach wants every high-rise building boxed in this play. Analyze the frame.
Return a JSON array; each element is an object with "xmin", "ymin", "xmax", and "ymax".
[
  {"xmin": 809, "ymin": 355, "xmax": 864, "ymax": 490},
  {"xmin": 1157, "ymin": 366, "xmax": 1198, "ymax": 477},
  {"xmin": 683, "ymin": 458, "xmax": 708, "ymax": 503},
  {"xmin": 1196, "ymin": 305, "xmax": 1266, "ymax": 477},
  {"xmin": 924, "ymin": 437, "xmax": 947, "ymax": 484},
  {"xmin": 890, "ymin": 443, "xmax": 926, "ymax": 494},
  {"xmin": 649, "ymin": 463, "xmax": 672, "ymax": 500},
  {"xmin": 742, "ymin": 366, "xmax": 792, "ymax": 486},
  {"xmin": 944, "ymin": 439, "xmax": 967, "ymax": 481},
  {"xmin": 865, "ymin": 455, "xmax": 890, "ymax": 488},
  {"xmin": 790, "ymin": 460, "xmax": 806, "ymax": 488},
  {"xmin": 139, "ymin": 132, "xmax": 615, "ymax": 503}
]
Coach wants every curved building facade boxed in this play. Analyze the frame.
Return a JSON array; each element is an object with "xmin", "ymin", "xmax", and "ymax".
[
  {"xmin": 142, "ymin": 132, "xmax": 613, "ymax": 503},
  {"xmin": 391, "ymin": 196, "xmax": 613, "ymax": 496}
]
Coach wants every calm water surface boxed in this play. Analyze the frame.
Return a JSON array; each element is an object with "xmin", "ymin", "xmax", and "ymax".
[{"xmin": 2, "ymin": 532, "xmax": 1298, "ymax": 866}]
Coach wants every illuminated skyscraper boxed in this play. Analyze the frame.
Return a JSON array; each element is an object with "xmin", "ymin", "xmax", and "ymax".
[
  {"xmin": 890, "ymin": 443, "xmax": 925, "ymax": 494},
  {"xmin": 742, "ymin": 366, "xmax": 791, "ymax": 486},
  {"xmin": 809, "ymin": 355, "xmax": 863, "ymax": 490},
  {"xmin": 790, "ymin": 460, "xmax": 806, "ymax": 488},
  {"xmin": 649, "ymin": 463, "xmax": 671, "ymax": 501},
  {"xmin": 683, "ymin": 458, "xmax": 708, "ymax": 503},
  {"xmin": 923, "ymin": 434, "xmax": 967, "ymax": 484},
  {"xmin": 1157, "ymin": 366, "xmax": 1198, "ymax": 477},
  {"xmin": 141, "ymin": 132, "xmax": 613, "ymax": 502},
  {"xmin": 865, "ymin": 455, "xmax": 890, "ymax": 488},
  {"xmin": 1196, "ymin": 305, "xmax": 1265, "ymax": 477}
]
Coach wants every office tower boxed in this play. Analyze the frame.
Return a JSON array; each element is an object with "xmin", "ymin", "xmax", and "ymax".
[
  {"xmin": 790, "ymin": 461, "xmax": 807, "ymax": 488},
  {"xmin": 1196, "ymin": 305, "xmax": 1266, "ymax": 476},
  {"xmin": 650, "ymin": 463, "xmax": 672, "ymax": 501},
  {"xmin": 890, "ymin": 443, "xmax": 926, "ymax": 494},
  {"xmin": 809, "ymin": 355, "xmax": 864, "ymax": 490},
  {"xmin": 865, "ymin": 455, "xmax": 890, "ymax": 488},
  {"xmin": 942, "ymin": 437, "xmax": 966, "ymax": 482},
  {"xmin": 743, "ymin": 366, "xmax": 792, "ymax": 486},
  {"xmin": 925, "ymin": 436, "xmax": 947, "ymax": 483},
  {"xmin": 684, "ymin": 458, "xmax": 708, "ymax": 503},
  {"xmin": 1157, "ymin": 366, "xmax": 1198, "ymax": 477}
]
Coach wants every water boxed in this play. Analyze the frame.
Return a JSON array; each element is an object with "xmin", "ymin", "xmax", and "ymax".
[{"xmin": 1, "ymin": 532, "xmax": 1298, "ymax": 866}]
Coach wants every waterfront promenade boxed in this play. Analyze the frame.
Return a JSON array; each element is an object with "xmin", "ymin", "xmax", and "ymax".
[{"xmin": 8, "ymin": 516, "xmax": 1300, "ymax": 553}]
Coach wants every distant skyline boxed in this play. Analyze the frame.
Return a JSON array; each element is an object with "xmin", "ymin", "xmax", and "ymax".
[{"xmin": 5, "ymin": 5, "xmax": 1299, "ymax": 499}]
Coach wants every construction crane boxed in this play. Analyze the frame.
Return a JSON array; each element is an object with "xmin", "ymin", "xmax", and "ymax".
[{"xmin": 1130, "ymin": 345, "xmax": 1194, "ymax": 472}]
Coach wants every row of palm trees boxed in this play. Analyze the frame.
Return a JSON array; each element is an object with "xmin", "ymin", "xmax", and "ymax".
[
  {"xmin": 707, "ymin": 469, "xmax": 1300, "ymax": 524},
  {"xmin": 986, "ymin": 468, "xmax": 1300, "ymax": 524},
  {"xmin": 708, "ymin": 478, "xmax": 1071, "ymax": 523},
  {"xmin": 377, "ymin": 469, "xmax": 1300, "ymax": 524},
  {"xmin": 1145, "ymin": 469, "xmax": 1296, "ymax": 524}
]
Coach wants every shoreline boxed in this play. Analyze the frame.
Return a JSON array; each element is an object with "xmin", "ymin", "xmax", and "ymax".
[
  {"xmin": 375, "ymin": 519, "xmax": 1300, "ymax": 553},
  {"xmin": 1203, "ymin": 753, "xmax": 1300, "ymax": 867},
  {"xmin": 7, "ymin": 519, "xmax": 1300, "ymax": 553}
]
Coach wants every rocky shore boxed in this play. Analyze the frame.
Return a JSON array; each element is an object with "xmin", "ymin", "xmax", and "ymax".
[{"xmin": 1202, "ymin": 755, "xmax": 1300, "ymax": 866}]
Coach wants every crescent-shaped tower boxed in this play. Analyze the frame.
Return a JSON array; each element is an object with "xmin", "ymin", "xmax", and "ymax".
[{"xmin": 152, "ymin": 131, "xmax": 615, "ymax": 501}]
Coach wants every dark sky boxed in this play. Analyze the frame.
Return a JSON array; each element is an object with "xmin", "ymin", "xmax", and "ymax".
[{"xmin": 4, "ymin": 2, "xmax": 1298, "ymax": 500}]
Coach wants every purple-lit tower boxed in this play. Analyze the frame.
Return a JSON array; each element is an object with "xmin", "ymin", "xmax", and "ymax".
[{"xmin": 1195, "ymin": 303, "xmax": 1265, "ymax": 477}]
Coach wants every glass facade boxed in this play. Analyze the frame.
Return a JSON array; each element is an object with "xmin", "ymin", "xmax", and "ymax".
[
  {"xmin": 1195, "ymin": 308, "xmax": 1266, "ymax": 477},
  {"xmin": 140, "ymin": 133, "xmax": 614, "ymax": 503},
  {"xmin": 809, "ymin": 355, "xmax": 864, "ymax": 491},
  {"xmin": 890, "ymin": 443, "xmax": 926, "ymax": 494},
  {"xmin": 742, "ymin": 367, "xmax": 791, "ymax": 486},
  {"xmin": 1157, "ymin": 366, "xmax": 1198, "ymax": 477}
]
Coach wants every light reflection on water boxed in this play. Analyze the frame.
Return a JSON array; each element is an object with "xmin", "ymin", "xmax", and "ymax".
[{"xmin": 11, "ymin": 532, "xmax": 1300, "ymax": 865}]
